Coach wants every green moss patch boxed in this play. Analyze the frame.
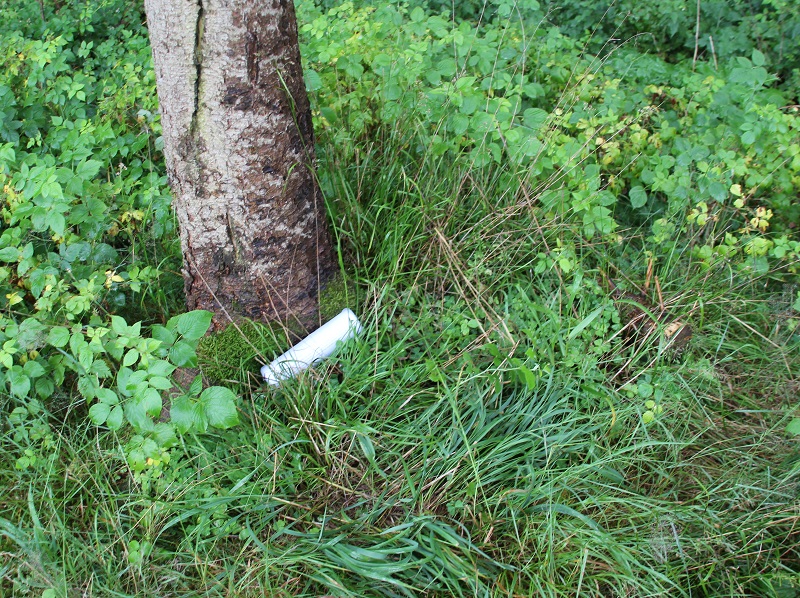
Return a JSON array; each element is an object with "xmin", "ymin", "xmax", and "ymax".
[
  {"xmin": 197, "ymin": 274, "xmax": 355, "ymax": 383},
  {"xmin": 197, "ymin": 319, "xmax": 285, "ymax": 383},
  {"xmin": 319, "ymin": 272, "xmax": 357, "ymax": 323}
]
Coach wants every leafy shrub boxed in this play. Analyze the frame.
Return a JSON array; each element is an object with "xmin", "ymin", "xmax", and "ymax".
[
  {"xmin": 298, "ymin": 0, "xmax": 800, "ymax": 275},
  {"xmin": 541, "ymin": 0, "xmax": 800, "ymax": 95},
  {"xmin": 0, "ymin": 0, "xmax": 242, "ymax": 474}
]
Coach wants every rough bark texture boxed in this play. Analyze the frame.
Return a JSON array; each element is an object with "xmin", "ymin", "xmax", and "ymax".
[{"xmin": 144, "ymin": 0, "xmax": 335, "ymax": 329}]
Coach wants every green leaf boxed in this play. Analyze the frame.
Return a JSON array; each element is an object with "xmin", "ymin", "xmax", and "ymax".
[
  {"xmin": 169, "ymin": 396, "xmax": 194, "ymax": 434},
  {"xmin": 96, "ymin": 387, "xmax": 119, "ymax": 405},
  {"xmin": 124, "ymin": 401, "xmax": 155, "ymax": 434},
  {"xmin": 169, "ymin": 341, "xmax": 197, "ymax": 367},
  {"xmin": 135, "ymin": 387, "xmax": 162, "ymax": 418},
  {"xmin": 48, "ymin": 212, "xmax": 66, "ymax": 236},
  {"xmin": 88, "ymin": 402, "xmax": 111, "ymax": 425},
  {"xmin": 450, "ymin": 113, "xmax": 469, "ymax": 136},
  {"xmin": 35, "ymin": 378, "xmax": 55, "ymax": 398},
  {"xmin": 516, "ymin": 363, "xmax": 538, "ymax": 389},
  {"xmin": 751, "ymin": 49, "xmax": 765, "ymax": 67},
  {"xmin": 8, "ymin": 368, "xmax": 30, "ymax": 398},
  {"xmin": 410, "ymin": 6, "xmax": 425, "ymax": 22},
  {"xmin": 23, "ymin": 360, "xmax": 45, "ymax": 378},
  {"xmin": 0, "ymin": 247, "xmax": 19, "ymax": 262},
  {"xmin": 76, "ymin": 159, "xmax": 103, "ymax": 180},
  {"xmin": 106, "ymin": 405, "xmax": 124, "ymax": 430},
  {"xmin": 151, "ymin": 325, "xmax": 176, "ymax": 347},
  {"xmin": 629, "ymin": 186, "xmax": 648, "ymax": 209},
  {"xmin": 384, "ymin": 83, "xmax": 402, "ymax": 101},
  {"xmin": 567, "ymin": 306, "xmax": 605, "ymax": 341},
  {"xmin": 188, "ymin": 374, "xmax": 203, "ymax": 396},
  {"xmin": 169, "ymin": 396, "xmax": 207, "ymax": 434},
  {"xmin": 199, "ymin": 386, "xmax": 239, "ymax": 429},
  {"xmin": 111, "ymin": 315, "xmax": 129, "ymax": 336},
  {"xmin": 148, "ymin": 376, "xmax": 172, "ymax": 390},
  {"xmin": 151, "ymin": 422, "xmax": 177, "ymax": 448},
  {"xmin": 147, "ymin": 360, "xmax": 176, "ymax": 377},
  {"xmin": 786, "ymin": 418, "xmax": 800, "ymax": 436},
  {"xmin": 172, "ymin": 310, "xmax": 213, "ymax": 341},
  {"xmin": 90, "ymin": 359, "xmax": 112, "ymax": 378},
  {"xmin": 123, "ymin": 349, "xmax": 140, "ymax": 367},
  {"xmin": 523, "ymin": 108, "xmax": 548, "ymax": 131},
  {"xmin": 305, "ymin": 69, "xmax": 322, "ymax": 92}
]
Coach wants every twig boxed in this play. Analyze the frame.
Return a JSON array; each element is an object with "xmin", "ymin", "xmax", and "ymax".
[
  {"xmin": 692, "ymin": 0, "xmax": 701, "ymax": 71},
  {"xmin": 708, "ymin": 35, "xmax": 718, "ymax": 70}
]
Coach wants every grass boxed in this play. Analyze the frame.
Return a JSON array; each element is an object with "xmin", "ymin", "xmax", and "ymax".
[
  {"xmin": 6, "ymin": 139, "xmax": 798, "ymax": 595},
  {"xmin": 2, "ymin": 1, "xmax": 800, "ymax": 596}
]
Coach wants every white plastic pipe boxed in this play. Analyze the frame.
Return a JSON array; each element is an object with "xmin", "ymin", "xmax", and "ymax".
[{"xmin": 261, "ymin": 308, "xmax": 363, "ymax": 386}]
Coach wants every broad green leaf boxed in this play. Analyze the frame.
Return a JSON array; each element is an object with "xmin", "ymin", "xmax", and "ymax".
[
  {"xmin": 151, "ymin": 325, "xmax": 176, "ymax": 347},
  {"xmin": 0, "ymin": 247, "xmax": 19, "ymax": 261},
  {"xmin": 172, "ymin": 310, "xmax": 213, "ymax": 341},
  {"xmin": 76, "ymin": 159, "xmax": 103, "ymax": 180},
  {"xmin": 450, "ymin": 113, "xmax": 469, "ymax": 136},
  {"xmin": 523, "ymin": 108, "xmax": 548, "ymax": 131},
  {"xmin": 135, "ymin": 387, "xmax": 162, "ymax": 418},
  {"xmin": 517, "ymin": 363, "xmax": 538, "ymax": 389},
  {"xmin": 148, "ymin": 376, "xmax": 172, "ymax": 390},
  {"xmin": 169, "ymin": 396, "xmax": 207, "ymax": 434},
  {"xmin": 23, "ymin": 360, "xmax": 45, "ymax": 378},
  {"xmin": 88, "ymin": 402, "xmax": 110, "ymax": 425},
  {"xmin": 90, "ymin": 359, "xmax": 112, "ymax": 378},
  {"xmin": 124, "ymin": 402, "xmax": 155, "ymax": 434},
  {"xmin": 147, "ymin": 360, "xmax": 176, "ymax": 377},
  {"xmin": 106, "ymin": 405, "xmax": 124, "ymax": 430},
  {"xmin": 188, "ymin": 374, "xmax": 203, "ymax": 396},
  {"xmin": 151, "ymin": 422, "xmax": 178, "ymax": 448},
  {"xmin": 96, "ymin": 387, "xmax": 119, "ymax": 405},
  {"xmin": 169, "ymin": 396, "xmax": 195, "ymax": 434},
  {"xmin": 629, "ymin": 186, "xmax": 648, "ymax": 209},
  {"xmin": 199, "ymin": 386, "xmax": 239, "ymax": 429},
  {"xmin": 169, "ymin": 341, "xmax": 197, "ymax": 367},
  {"xmin": 48, "ymin": 212, "xmax": 66, "ymax": 236},
  {"xmin": 35, "ymin": 378, "xmax": 55, "ymax": 399},
  {"xmin": 305, "ymin": 69, "xmax": 322, "ymax": 92},
  {"xmin": 357, "ymin": 433, "xmax": 376, "ymax": 463},
  {"xmin": 786, "ymin": 418, "xmax": 800, "ymax": 436},
  {"xmin": 8, "ymin": 367, "xmax": 30, "ymax": 398},
  {"xmin": 110, "ymin": 315, "xmax": 129, "ymax": 336},
  {"xmin": 123, "ymin": 349, "xmax": 140, "ymax": 367}
]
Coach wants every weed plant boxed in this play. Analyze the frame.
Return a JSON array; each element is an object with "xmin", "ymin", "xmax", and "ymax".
[{"xmin": 1, "ymin": 0, "xmax": 799, "ymax": 596}]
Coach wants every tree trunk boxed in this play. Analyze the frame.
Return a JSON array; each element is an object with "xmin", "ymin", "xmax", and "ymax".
[{"xmin": 144, "ymin": 0, "xmax": 336, "ymax": 329}]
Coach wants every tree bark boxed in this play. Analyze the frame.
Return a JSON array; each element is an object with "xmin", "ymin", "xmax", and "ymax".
[{"xmin": 144, "ymin": 0, "xmax": 335, "ymax": 329}]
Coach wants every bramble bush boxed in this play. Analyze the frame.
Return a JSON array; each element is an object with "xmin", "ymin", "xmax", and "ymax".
[
  {"xmin": 0, "ymin": 0, "xmax": 240, "ymax": 475},
  {"xmin": 541, "ymin": 0, "xmax": 800, "ymax": 96},
  {"xmin": 299, "ymin": 0, "xmax": 800, "ymax": 271}
]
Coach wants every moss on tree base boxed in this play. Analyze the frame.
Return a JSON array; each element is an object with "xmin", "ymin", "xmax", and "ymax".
[{"xmin": 197, "ymin": 272, "xmax": 356, "ymax": 382}]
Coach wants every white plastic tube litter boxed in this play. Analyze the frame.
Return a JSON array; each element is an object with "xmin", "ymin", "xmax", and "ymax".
[{"xmin": 261, "ymin": 308, "xmax": 363, "ymax": 386}]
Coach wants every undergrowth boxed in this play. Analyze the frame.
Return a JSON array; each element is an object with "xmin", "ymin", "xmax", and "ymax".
[{"xmin": 1, "ymin": 0, "xmax": 798, "ymax": 596}]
